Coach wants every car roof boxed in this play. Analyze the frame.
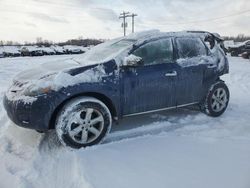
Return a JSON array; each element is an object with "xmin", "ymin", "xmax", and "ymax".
[{"xmin": 123, "ymin": 30, "xmax": 210, "ymax": 46}]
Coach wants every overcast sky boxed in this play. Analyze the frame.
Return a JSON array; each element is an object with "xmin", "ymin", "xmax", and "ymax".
[{"xmin": 0, "ymin": 0, "xmax": 249, "ymax": 42}]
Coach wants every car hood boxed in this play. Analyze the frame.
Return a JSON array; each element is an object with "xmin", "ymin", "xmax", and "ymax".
[{"xmin": 14, "ymin": 58, "xmax": 81, "ymax": 83}]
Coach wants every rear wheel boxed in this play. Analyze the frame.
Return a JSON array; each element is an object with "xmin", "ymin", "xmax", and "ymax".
[
  {"xmin": 55, "ymin": 97, "xmax": 112, "ymax": 149},
  {"xmin": 201, "ymin": 81, "xmax": 230, "ymax": 117}
]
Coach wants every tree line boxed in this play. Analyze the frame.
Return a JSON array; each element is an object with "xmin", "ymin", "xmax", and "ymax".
[
  {"xmin": 223, "ymin": 34, "xmax": 250, "ymax": 42},
  {"xmin": 0, "ymin": 37, "xmax": 105, "ymax": 47},
  {"xmin": 1, "ymin": 34, "xmax": 250, "ymax": 46}
]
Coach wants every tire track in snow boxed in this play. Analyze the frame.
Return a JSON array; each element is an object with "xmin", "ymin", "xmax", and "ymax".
[
  {"xmin": 37, "ymin": 108, "xmax": 202, "ymax": 151},
  {"xmin": 20, "ymin": 134, "xmax": 94, "ymax": 188}
]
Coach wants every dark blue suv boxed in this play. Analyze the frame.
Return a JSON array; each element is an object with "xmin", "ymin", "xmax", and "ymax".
[{"xmin": 3, "ymin": 31, "xmax": 230, "ymax": 148}]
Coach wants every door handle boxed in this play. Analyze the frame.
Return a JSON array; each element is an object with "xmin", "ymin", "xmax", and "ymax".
[{"xmin": 165, "ymin": 71, "xmax": 177, "ymax": 77}]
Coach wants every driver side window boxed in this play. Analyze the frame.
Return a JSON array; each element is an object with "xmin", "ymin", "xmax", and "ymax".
[{"xmin": 132, "ymin": 38, "xmax": 173, "ymax": 66}]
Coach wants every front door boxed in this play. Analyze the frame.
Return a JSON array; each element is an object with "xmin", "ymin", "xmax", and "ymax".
[{"xmin": 121, "ymin": 38, "xmax": 178, "ymax": 115}]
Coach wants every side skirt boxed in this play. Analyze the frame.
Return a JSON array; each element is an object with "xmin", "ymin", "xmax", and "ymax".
[{"xmin": 123, "ymin": 102, "xmax": 199, "ymax": 117}]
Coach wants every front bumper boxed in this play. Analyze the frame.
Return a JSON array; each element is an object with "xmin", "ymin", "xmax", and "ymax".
[{"xmin": 3, "ymin": 93, "xmax": 56, "ymax": 131}]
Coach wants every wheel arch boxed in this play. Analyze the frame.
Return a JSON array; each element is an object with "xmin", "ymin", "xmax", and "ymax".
[{"xmin": 49, "ymin": 92, "xmax": 118, "ymax": 129}]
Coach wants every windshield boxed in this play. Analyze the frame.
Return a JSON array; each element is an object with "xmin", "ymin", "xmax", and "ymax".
[{"xmin": 76, "ymin": 39, "xmax": 135, "ymax": 64}]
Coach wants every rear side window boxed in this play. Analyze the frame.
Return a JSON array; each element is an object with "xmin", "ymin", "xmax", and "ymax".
[
  {"xmin": 132, "ymin": 38, "xmax": 173, "ymax": 65},
  {"xmin": 176, "ymin": 37, "xmax": 207, "ymax": 59}
]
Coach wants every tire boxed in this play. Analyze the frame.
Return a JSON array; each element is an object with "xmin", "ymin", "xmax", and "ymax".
[
  {"xmin": 55, "ymin": 97, "xmax": 112, "ymax": 149},
  {"xmin": 201, "ymin": 81, "xmax": 230, "ymax": 117},
  {"xmin": 231, "ymin": 51, "xmax": 239, "ymax": 57}
]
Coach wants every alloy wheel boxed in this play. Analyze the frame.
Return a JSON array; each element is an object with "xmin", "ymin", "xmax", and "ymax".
[
  {"xmin": 66, "ymin": 108, "xmax": 104, "ymax": 144},
  {"xmin": 211, "ymin": 88, "xmax": 228, "ymax": 112}
]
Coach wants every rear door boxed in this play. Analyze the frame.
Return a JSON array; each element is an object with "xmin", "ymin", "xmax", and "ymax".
[
  {"xmin": 174, "ymin": 37, "xmax": 208, "ymax": 105},
  {"xmin": 121, "ymin": 38, "xmax": 178, "ymax": 115}
]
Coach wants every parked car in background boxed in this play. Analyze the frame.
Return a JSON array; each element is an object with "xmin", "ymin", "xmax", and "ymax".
[
  {"xmin": 228, "ymin": 40, "xmax": 250, "ymax": 57},
  {"xmin": 20, "ymin": 46, "xmax": 43, "ymax": 56},
  {"xmin": 0, "ymin": 47, "xmax": 4, "ymax": 58},
  {"xmin": 40, "ymin": 47, "xmax": 56, "ymax": 55},
  {"xmin": 64, "ymin": 45, "xmax": 86, "ymax": 54},
  {"xmin": 224, "ymin": 40, "xmax": 235, "ymax": 49},
  {"xmin": 1, "ymin": 46, "xmax": 21, "ymax": 57},
  {"xmin": 241, "ymin": 51, "xmax": 250, "ymax": 59},
  {"xmin": 4, "ymin": 30, "xmax": 230, "ymax": 149},
  {"xmin": 51, "ymin": 45, "xmax": 65, "ymax": 55}
]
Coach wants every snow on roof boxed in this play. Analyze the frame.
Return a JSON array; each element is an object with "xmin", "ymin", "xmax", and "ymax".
[
  {"xmin": 0, "ymin": 46, "xmax": 21, "ymax": 54},
  {"xmin": 51, "ymin": 45, "xmax": 65, "ymax": 53},
  {"xmin": 21, "ymin": 46, "xmax": 40, "ymax": 52},
  {"xmin": 125, "ymin": 29, "xmax": 161, "ymax": 41},
  {"xmin": 64, "ymin": 45, "xmax": 84, "ymax": 50},
  {"xmin": 73, "ymin": 30, "xmax": 213, "ymax": 66},
  {"xmin": 38, "ymin": 47, "xmax": 55, "ymax": 53},
  {"xmin": 126, "ymin": 30, "xmax": 210, "ymax": 45},
  {"xmin": 224, "ymin": 40, "xmax": 235, "ymax": 48},
  {"xmin": 230, "ymin": 40, "xmax": 250, "ymax": 48}
]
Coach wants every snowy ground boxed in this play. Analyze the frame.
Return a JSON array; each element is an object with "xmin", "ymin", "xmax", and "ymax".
[{"xmin": 0, "ymin": 55, "xmax": 250, "ymax": 188}]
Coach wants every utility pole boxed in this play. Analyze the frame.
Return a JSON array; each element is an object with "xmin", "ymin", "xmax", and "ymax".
[
  {"xmin": 119, "ymin": 11, "xmax": 138, "ymax": 36},
  {"xmin": 119, "ymin": 11, "xmax": 130, "ymax": 36},
  {"xmin": 130, "ymin": 13, "xmax": 138, "ymax": 33}
]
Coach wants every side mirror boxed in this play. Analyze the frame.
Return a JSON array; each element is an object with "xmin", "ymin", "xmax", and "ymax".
[{"xmin": 123, "ymin": 54, "xmax": 144, "ymax": 67}]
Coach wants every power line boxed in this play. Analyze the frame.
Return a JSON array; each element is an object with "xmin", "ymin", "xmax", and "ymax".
[{"xmin": 148, "ymin": 9, "xmax": 250, "ymax": 26}]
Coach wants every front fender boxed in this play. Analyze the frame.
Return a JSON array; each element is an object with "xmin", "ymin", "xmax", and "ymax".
[{"xmin": 47, "ymin": 81, "xmax": 120, "ymax": 129}]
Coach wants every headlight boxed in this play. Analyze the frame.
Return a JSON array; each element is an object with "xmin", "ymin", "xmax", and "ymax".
[
  {"xmin": 23, "ymin": 73, "xmax": 56, "ymax": 96},
  {"xmin": 23, "ymin": 85, "xmax": 52, "ymax": 96}
]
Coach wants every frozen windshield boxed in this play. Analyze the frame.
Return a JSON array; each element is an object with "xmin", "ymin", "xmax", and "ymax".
[{"xmin": 78, "ymin": 39, "xmax": 135, "ymax": 63}]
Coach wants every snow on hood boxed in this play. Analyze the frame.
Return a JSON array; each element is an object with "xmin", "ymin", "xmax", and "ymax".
[
  {"xmin": 32, "ymin": 64, "xmax": 107, "ymax": 91},
  {"xmin": 14, "ymin": 58, "xmax": 80, "ymax": 83},
  {"xmin": 7, "ymin": 58, "xmax": 107, "ymax": 104}
]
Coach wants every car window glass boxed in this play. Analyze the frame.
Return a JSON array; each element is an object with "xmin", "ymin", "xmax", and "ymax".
[
  {"xmin": 176, "ymin": 38, "xmax": 207, "ymax": 59},
  {"xmin": 132, "ymin": 38, "xmax": 173, "ymax": 65}
]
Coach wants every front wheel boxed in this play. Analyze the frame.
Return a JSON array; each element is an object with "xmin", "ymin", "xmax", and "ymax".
[
  {"xmin": 201, "ymin": 81, "xmax": 230, "ymax": 117},
  {"xmin": 231, "ymin": 51, "xmax": 239, "ymax": 57},
  {"xmin": 55, "ymin": 97, "xmax": 112, "ymax": 149}
]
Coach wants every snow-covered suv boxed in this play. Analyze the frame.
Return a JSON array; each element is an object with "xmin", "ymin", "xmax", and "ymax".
[{"xmin": 3, "ymin": 30, "xmax": 230, "ymax": 149}]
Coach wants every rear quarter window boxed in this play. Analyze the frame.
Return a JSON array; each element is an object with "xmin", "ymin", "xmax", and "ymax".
[{"xmin": 176, "ymin": 37, "xmax": 207, "ymax": 59}]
